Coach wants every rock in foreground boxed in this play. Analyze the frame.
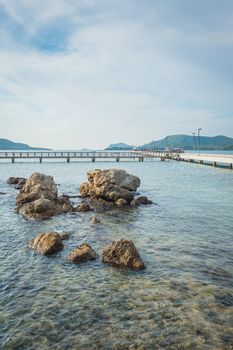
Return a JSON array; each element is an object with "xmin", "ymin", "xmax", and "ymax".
[
  {"xmin": 16, "ymin": 172, "xmax": 72, "ymax": 219},
  {"xmin": 102, "ymin": 239, "xmax": 145, "ymax": 270},
  {"xmin": 68, "ymin": 244, "xmax": 98, "ymax": 264},
  {"xmin": 80, "ymin": 168, "xmax": 140, "ymax": 205},
  {"xmin": 28, "ymin": 232, "xmax": 64, "ymax": 255}
]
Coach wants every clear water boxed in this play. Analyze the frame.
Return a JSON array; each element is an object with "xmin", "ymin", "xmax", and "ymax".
[{"xmin": 0, "ymin": 160, "xmax": 232, "ymax": 350}]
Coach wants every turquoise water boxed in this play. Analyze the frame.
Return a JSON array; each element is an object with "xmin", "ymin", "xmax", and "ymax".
[{"xmin": 0, "ymin": 160, "xmax": 233, "ymax": 349}]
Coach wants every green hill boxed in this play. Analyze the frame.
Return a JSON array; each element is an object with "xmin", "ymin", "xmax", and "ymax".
[
  {"xmin": 105, "ymin": 142, "xmax": 134, "ymax": 150},
  {"xmin": 0, "ymin": 138, "xmax": 50, "ymax": 150},
  {"xmin": 141, "ymin": 135, "xmax": 233, "ymax": 150}
]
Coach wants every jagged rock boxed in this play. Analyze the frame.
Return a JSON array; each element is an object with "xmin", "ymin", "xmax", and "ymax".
[
  {"xmin": 28, "ymin": 232, "xmax": 64, "ymax": 255},
  {"xmin": 91, "ymin": 216, "xmax": 100, "ymax": 224},
  {"xmin": 16, "ymin": 172, "xmax": 72, "ymax": 219},
  {"xmin": 80, "ymin": 169, "xmax": 140, "ymax": 204},
  {"xmin": 68, "ymin": 244, "xmax": 98, "ymax": 264},
  {"xmin": 130, "ymin": 196, "xmax": 153, "ymax": 207},
  {"xmin": 7, "ymin": 177, "xmax": 27, "ymax": 189},
  {"xmin": 74, "ymin": 202, "xmax": 93, "ymax": 212},
  {"xmin": 102, "ymin": 239, "xmax": 145, "ymax": 270}
]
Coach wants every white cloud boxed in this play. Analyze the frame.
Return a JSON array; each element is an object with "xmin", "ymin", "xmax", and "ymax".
[{"xmin": 0, "ymin": 0, "xmax": 233, "ymax": 148}]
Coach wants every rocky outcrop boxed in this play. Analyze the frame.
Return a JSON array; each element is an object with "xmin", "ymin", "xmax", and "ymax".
[
  {"xmin": 102, "ymin": 239, "xmax": 145, "ymax": 270},
  {"xmin": 7, "ymin": 177, "xmax": 27, "ymax": 189},
  {"xmin": 68, "ymin": 244, "xmax": 98, "ymax": 264},
  {"xmin": 130, "ymin": 196, "xmax": 153, "ymax": 207},
  {"xmin": 80, "ymin": 169, "xmax": 140, "ymax": 206},
  {"xmin": 16, "ymin": 172, "xmax": 72, "ymax": 219},
  {"xmin": 28, "ymin": 232, "xmax": 64, "ymax": 255}
]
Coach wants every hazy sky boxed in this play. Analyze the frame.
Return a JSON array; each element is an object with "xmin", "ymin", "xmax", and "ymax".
[{"xmin": 0, "ymin": 0, "xmax": 233, "ymax": 149}]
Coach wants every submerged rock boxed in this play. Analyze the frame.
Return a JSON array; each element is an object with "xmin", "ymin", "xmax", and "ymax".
[
  {"xmin": 91, "ymin": 216, "xmax": 100, "ymax": 224},
  {"xmin": 102, "ymin": 239, "xmax": 145, "ymax": 270},
  {"xmin": 16, "ymin": 172, "xmax": 72, "ymax": 219},
  {"xmin": 60, "ymin": 233, "xmax": 71, "ymax": 240},
  {"xmin": 68, "ymin": 243, "xmax": 98, "ymax": 264},
  {"xmin": 80, "ymin": 168, "xmax": 140, "ymax": 205},
  {"xmin": 0, "ymin": 192, "xmax": 6, "ymax": 195},
  {"xmin": 130, "ymin": 196, "xmax": 153, "ymax": 207},
  {"xmin": 7, "ymin": 177, "xmax": 27, "ymax": 189},
  {"xmin": 74, "ymin": 202, "xmax": 93, "ymax": 212},
  {"xmin": 28, "ymin": 232, "xmax": 64, "ymax": 255}
]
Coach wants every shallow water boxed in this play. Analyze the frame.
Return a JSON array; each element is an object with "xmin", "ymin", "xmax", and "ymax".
[{"xmin": 0, "ymin": 160, "xmax": 233, "ymax": 349}]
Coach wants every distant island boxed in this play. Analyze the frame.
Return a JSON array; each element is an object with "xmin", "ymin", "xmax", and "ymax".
[
  {"xmin": 0, "ymin": 138, "xmax": 50, "ymax": 150},
  {"xmin": 105, "ymin": 142, "xmax": 134, "ymax": 151},
  {"xmin": 105, "ymin": 135, "xmax": 233, "ymax": 151}
]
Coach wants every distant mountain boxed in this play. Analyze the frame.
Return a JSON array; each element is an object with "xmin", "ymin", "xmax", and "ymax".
[
  {"xmin": 0, "ymin": 138, "xmax": 50, "ymax": 150},
  {"xmin": 105, "ymin": 142, "xmax": 134, "ymax": 150},
  {"xmin": 141, "ymin": 135, "xmax": 233, "ymax": 150}
]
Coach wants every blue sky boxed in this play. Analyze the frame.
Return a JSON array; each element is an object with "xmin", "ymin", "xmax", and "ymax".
[{"xmin": 0, "ymin": 0, "xmax": 233, "ymax": 148}]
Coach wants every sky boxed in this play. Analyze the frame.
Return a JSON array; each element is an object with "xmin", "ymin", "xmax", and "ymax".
[{"xmin": 0, "ymin": 0, "xmax": 233, "ymax": 149}]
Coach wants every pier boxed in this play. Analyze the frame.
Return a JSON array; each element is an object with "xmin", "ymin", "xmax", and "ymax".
[
  {"xmin": 170, "ymin": 152, "xmax": 233, "ymax": 169},
  {"xmin": 0, "ymin": 151, "xmax": 232, "ymax": 169},
  {"xmin": 0, "ymin": 150, "xmax": 168, "ymax": 163}
]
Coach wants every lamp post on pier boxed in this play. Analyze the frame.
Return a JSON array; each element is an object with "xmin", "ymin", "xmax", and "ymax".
[{"xmin": 192, "ymin": 132, "xmax": 196, "ymax": 151}]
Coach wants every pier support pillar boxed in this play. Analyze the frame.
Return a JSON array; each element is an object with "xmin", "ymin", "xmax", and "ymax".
[
  {"xmin": 230, "ymin": 164, "xmax": 233, "ymax": 169},
  {"xmin": 39, "ymin": 157, "xmax": 42, "ymax": 163},
  {"xmin": 12, "ymin": 157, "xmax": 15, "ymax": 163},
  {"xmin": 139, "ymin": 157, "xmax": 144, "ymax": 162},
  {"xmin": 92, "ymin": 157, "xmax": 95, "ymax": 162},
  {"xmin": 116, "ymin": 157, "xmax": 120, "ymax": 162},
  {"xmin": 160, "ymin": 157, "xmax": 165, "ymax": 161},
  {"xmin": 67, "ymin": 157, "xmax": 70, "ymax": 163},
  {"xmin": 213, "ymin": 161, "xmax": 217, "ymax": 167},
  {"xmin": 199, "ymin": 160, "xmax": 203, "ymax": 164}
]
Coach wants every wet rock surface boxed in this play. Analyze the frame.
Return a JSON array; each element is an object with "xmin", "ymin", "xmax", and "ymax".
[
  {"xmin": 80, "ymin": 168, "xmax": 140, "ymax": 205},
  {"xmin": 28, "ymin": 232, "xmax": 64, "ymax": 255},
  {"xmin": 68, "ymin": 243, "xmax": 98, "ymax": 264},
  {"xmin": 102, "ymin": 239, "xmax": 145, "ymax": 270},
  {"xmin": 16, "ymin": 172, "xmax": 72, "ymax": 219}
]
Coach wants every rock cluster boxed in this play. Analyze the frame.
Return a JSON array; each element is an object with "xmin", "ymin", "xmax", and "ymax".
[
  {"xmin": 16, "ymin": 172, "xmax": 72, "ymax": 219},
  {"xmin": 102, "ymin": 239, "xmax": 145, "ymax": 270},
  {"xmin": 28, "ymin": 232, "xmax": 145, "ymax": 270},
  {"xmin": 28, "ymin": 232, "xmax": 64, "ymax": 255},
  {"xmin": 80, "ymin": 168, "xmax": 151, "ymax": 208}
]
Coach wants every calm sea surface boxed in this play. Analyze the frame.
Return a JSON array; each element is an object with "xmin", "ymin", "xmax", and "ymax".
[{"xmin": 0, "ymin": 159, "xmax": 233, "ymax": 349}]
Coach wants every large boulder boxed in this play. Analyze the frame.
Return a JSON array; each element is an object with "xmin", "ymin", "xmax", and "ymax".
[
  {"xmin": 102, "ymin": 239, "xmax": 145, "ymax": 270},
  {"xmin": 80, "ymin": 169, "xmax": 140, "ymax": 205},
  {"xmin": 68, "ymin": 243, "xmax": 98, "ymax": 264},
  {"xmin": 28, "ymin": 232, "xmax": 64, "ymax": 255},
  {"xmin": 16, "ymin": 172, "xmax": 72, "ymax": 219}
]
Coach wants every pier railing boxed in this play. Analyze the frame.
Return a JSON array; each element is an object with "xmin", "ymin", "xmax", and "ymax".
[{"xmin": 0, "ymin": 150, "xmax": 170, "ymax": 163}]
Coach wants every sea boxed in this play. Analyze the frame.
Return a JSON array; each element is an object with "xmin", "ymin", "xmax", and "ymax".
[{"xmin": 0, "ymin": 152, "xmax": 232, "ymax": 349}]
